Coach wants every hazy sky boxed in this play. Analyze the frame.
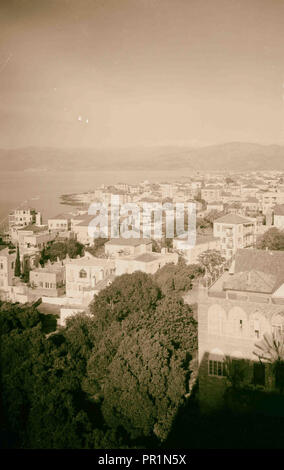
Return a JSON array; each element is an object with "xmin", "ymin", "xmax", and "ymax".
[{"xmin": 1, "ymin": 0, "xmax": 284, "ymax": 148}]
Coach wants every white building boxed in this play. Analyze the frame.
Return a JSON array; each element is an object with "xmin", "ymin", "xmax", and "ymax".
[
  {"xmin": 115, "ymin": 251, "xmax": 178, "ymax": 276},
  {"xmin": 201, "ymin": 186, "xmax": 221, "ymax": 203},
  {"xmin": 213, "ymin": 213, "xmax": 256, "ymax": 259},
  {"xmin": 262, "ymin": 192, "xmax": 284, "ymax": 213},
  {"xmin": 105, "ymin": 238, "xmax": 152, "ymax": 258},
  {"xmin": 273, "ymin": 204, "xmax": 284, "ymax": 229},
  {"xmin": 0, "ymin": 247, "xmax": 16, "ymax": 293},
  {"xmin": 9, "ymin": 208, "xmax": 42, "ymax": 230},
  {"xmin": 173, "ymin": 234, "xmax": 220, "ymax": 264},
  {"xmin": 65, "ymin": 256, "xmax": 115, "ymax": 303},
  {"xmin": 48, "ymin": 214, "xmax": 72, "ymax": 232},
  {"xmin": 14, "ymin": 225, "xmax": 56, "ymax": 256}
]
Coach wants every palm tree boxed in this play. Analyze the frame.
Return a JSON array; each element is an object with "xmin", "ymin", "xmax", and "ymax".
[{"xmin": 254, "ymin": 331, "xmax": 284, "ymax": 393}]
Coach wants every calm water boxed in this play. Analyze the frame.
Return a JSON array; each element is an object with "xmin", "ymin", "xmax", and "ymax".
[{"xmin": 0, "ymin": 169, "xmax": 190, "ymax": 225}]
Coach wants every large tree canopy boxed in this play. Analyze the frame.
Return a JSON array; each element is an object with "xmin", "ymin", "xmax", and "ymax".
[
  {"xmin": 0, "ymin": 268, "xmax": 198, "ymax": 448},
  {"xmin": 257, "ymin": 227, "xmax": 284, "ymax": 251},
  {"xmin": 90, "ymin": 271, "xmax": 161, "ymax": 327},
  {"xmin": 40, "ymin": 239, "xmax": 84, "ymax": 265},
  {"xmin": 154, "ymin": 260, "xmax": 203, "ymax": 296}
]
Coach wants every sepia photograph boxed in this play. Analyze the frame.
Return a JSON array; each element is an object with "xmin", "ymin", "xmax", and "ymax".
[{"xmin": 1, "ymin": 0, "xmax": 284, "ymax": 459}]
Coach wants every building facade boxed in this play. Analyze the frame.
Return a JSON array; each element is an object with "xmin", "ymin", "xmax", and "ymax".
[
  {"xmin": 29, "ymin": 261, "xmax": 66, "ymax": 297},
  {"xmin": 9, "ymin": 208, "xmax": 42, "ymax": 230},
  {"xmin": 115, "ymin": 251, "xmax": 178, "ymax": 276},
  {"xmin": 65, "ymin": 256, "xmax": 115, "ymax": 303},
  {"xmin": 0, "ymin": 247, "xmax": 16, "ymax": 293},
  {"xmin": 48, "ymin": 214, "xmax": 72, "ymax": 232},
  {"xmin": 105, "ymin": 238, "xmax": 153, "ymax": 258},
  {"xmin": 214, "ymin": 213, "xmax": 256, "ymax": 259},
  {"xmin": 198, "ymin": 249, "xmax": 284, "ymax": 411},
  {"xmin": 173, "ymin": 234, "xmax": 220, "ymax": 265},
  {"xmin": 273, "ymin": 204, "xmax": 284, "ymax": 230}
]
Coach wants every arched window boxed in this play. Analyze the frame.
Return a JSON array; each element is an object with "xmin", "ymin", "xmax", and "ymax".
[
  {"xmin": 271, "ymin": 314, "xmax": 284, "ymax": 336},
  {"xmin": 249, "ymin": 312, "xmax": 270, "ymax": 339},
  {"xmin": 79, "ymin": 269, "xmax": 87, "ymax": 279},
  {"xmin": 228, "ymin": 307, "xmax": 248, "ymax": 337},
  {"xmin": 208, "ymin": 305, "xmax": 227, "ymax": 336}
]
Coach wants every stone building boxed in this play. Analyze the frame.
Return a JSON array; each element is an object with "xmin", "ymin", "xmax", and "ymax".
[
  {"xmin": 198, "ymin": 249, "xmax": 284, "ymax": 411},
  {"xmin": 0, "ymin": 247, "xmax": 16, "ymax": 292},
  {"xmin": 201, "ymin": 186, "xmax": 221, "ymax": 203},
  {"xmin": 65, "ymin": 256, "xmax": 115, "ymax": 303},
  {"xmin": 48, "ymin": 213, "xmax": 72, "ymax": 232},
  {"xmin": 213, "ymin": 213, "xmax": 256, "ymax": 259},
  {"xmin": 173, "ymin": 234, "xmax": 220, "ymax": 265},
  {"xmin": 273, "ymin": 204, "xmax": 284, "ymax": 230},
  {"xmin": 13, "ymin": 225, "xmax": 56, "ymax": 256},
  {"xmin": 29, "ymin": 260, "xmax": 66, "ymax": 297},
  {"xmin": 115, "ymin": 251, "xmax": 178, "ymax": 276},
  {"xmin": 105, "ymin": 238, "xmax": 152, "ymax": 258},
  {"xmin": 9, "ymin": 208, "xmax": 42, "ymax": 230}
]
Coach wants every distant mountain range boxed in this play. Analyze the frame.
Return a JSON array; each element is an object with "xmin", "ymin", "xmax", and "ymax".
[{"xmin": 0, "ymin": 142, "xmax": 283, "ymax": 172}]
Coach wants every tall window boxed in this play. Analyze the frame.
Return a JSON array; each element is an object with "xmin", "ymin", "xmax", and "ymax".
[
  {"xmin": 272, "ymin": 315, "xmax": 284, "ymax": 337},
  {"xmin": 253, "ymin": 319, "xmax": 260, "ymax": 339},
  {"xmin": 275, "ymin": 362, "xmax": 284, "ymax": 391},
  {"xmin": 208, "ymin": 360, "xmax": 226, "ymax": 377},
  {"xmin": 253, "ymin": 362, "xmax": 265, "ymax": 386},
  {"xmin": 272, "ymin": 325, "xmax": 282, "ymax": 336},
  {"xmin": 79, "ymin": 269, "xmax": 87, "ymax": 279}
]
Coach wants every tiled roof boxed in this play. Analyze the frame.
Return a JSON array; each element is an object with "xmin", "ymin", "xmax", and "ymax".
[
  {"xmin": 214, "ymin": 213, "xmax": 254, "ymax": 224},
  {"xmin": 223, "ymin": 270, "xmax": 276, "ymax": 294},
  {"xmin": 234, "ymin": 248, "xmax": 284, "ymax": 292},
  {"xmin": 18, "ymin": 224, "xmax": 46, "ymax": 233}
]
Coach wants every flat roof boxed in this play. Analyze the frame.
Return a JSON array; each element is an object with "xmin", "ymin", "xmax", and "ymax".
[
  {"xmin": 66, "ymin": 256, "xmax": 115, "ymax": 267},
  {"xmin": 214, "ymin": 213, "xmax": 254, "ymax": 224}
]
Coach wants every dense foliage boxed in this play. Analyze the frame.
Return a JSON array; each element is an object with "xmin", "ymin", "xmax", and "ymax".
[
  {"xmin": 197, "ymin": 250, "xmax": 225, "ymax": 275},
  {"xmin": 85, "ymin": 238, "xmax": 109, "ymax": 258},
  {"xmin": 0, "ymin": 267, "xmax": 198, "ymax": 448},
  {"xmin": 154, "ymin": 259, "xmax": 203, "ymax": 296},
  {"xmin": 257, "ymin": 227, "xmax": 284, "ymax": 251},
  {"xmin": 39, "ymin": 239, "xmax": 84, "ymax": 265}
]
